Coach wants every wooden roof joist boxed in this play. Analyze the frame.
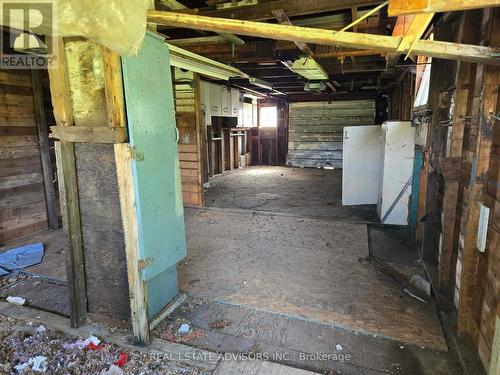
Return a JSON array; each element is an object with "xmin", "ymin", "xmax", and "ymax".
[{"xmin": 147, "ymin": 10, "xmax": 500, "ymax": 65}]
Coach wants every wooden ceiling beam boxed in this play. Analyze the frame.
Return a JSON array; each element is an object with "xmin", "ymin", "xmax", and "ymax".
[
  {"xmin": 396, "ymin": 13, "xmax": 435, "ymax": 58},
  {"xmin": 168, "ymin": 35, "xmax": 230, "ymax": 46},
  {"xmin": 147, "ymin": 10, "xmax": 500, "ymax": 64},
  {"xmin": 388, "ymin": 0, "xmax": 500, "ymax": 16},
  {"xmin": 158, "ymin": 0, "xmax": 245, "ymax": 45},
  {"xmin": 198, "ymin": 0, "xmax": 384, "ymax": 21},
  {"xmin": 272, "ymin": 9, "xmax": 314, "ymax": 57}
]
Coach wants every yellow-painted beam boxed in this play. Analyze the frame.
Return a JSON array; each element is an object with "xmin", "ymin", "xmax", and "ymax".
[
  {"xmin": 396, "ymin": 13, "xmax": 434, "ymax": 58},
  {"xmin": 388, "ymin": 0, "xmax": 500, "ymax": 16},
  {"xmin": 147, "ymin": 10, "xmax": 500, "ymax": 65}
]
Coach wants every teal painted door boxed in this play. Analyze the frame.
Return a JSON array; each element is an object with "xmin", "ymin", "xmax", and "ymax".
[{"xmin": 121, "ymin": 32, "xmax": 186, "ymax": 284}]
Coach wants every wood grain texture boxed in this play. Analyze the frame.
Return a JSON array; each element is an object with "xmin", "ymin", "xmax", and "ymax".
[
  {"xmin": 179, "ymin": 207, "xmax": 447, "ymax": 350},
  {"xmin": 114, "ymin": 143, "xmax": 150, "ymax": 344},
  {"xmin": 0, "ymin": 66, "xmax": 48, "ymax": 245},
  {"xmin": 288, "ymin": 100, "xmax": 375, "ymax": 168}
]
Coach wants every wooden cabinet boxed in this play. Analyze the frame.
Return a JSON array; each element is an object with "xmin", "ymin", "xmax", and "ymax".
[
  {"xmin": 209, "ymin": 83, "xmax": 221, "ymax": 116},
  {"xmin": 221, "ymin": 86, "xmax": 231, "ymax": 117}
]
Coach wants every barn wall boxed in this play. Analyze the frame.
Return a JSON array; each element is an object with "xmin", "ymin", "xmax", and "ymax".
[
  {"xmin": 0, "ymin": 70, "xmax": 48, "ymax": 244},
  {"xmin": 416, "ymin": 9, "xmax": 500, "ymax": 371},
  {"xmin": 287, "ymin": 100, "xmax": 375, "ymax": 168},
  {"xmin": 173, "ymin": 69, "xmax": 204, "ymax": 207}
]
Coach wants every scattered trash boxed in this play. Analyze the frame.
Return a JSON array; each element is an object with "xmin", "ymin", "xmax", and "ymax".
[
  {"xmin": 6, "ymin": 296, "xmax": 26, "ymax": 305},
  {"xmin": 364, "ymin": 256, "xmax": 431, "ymax": 303},
  {"xmin": 102, "ymin": 364, "xmax": 124, "ymax": 375},
  {"xmin": 63, "ymin": 335, "xmax": 102, "ymax": 350},
  {"xmin": 208, "ymin": 319, "xmax": 232, "ymax": 329},
  {"xmin": 178, "ymin": 323, "xmax": 190, "ymax": 335},
  {"xmin": 0, "ymin": 243, "xmax": 44, "ymax": 276},
  {"xmin": 399, "ymin": 345, "xmax": 404, "ymax": 349},
  {"xmin": 114, "ymin": 352, "xmax": 129, "ymax": 367},
  {"xmin": 31, "ymin": 355, "xmax": 48, "ymax": 372},
  {"xmin": 36, "ymin": 324, "xmax": 46, "ymax": 334},
  {"xmin": 335, "ymin": 344, "xmax": 343, "ymax": 351},
  {"xmin": 13, "ymin": 362, "xmax": 29, "ymax": 372},
  {"xmin": 410, "ymin": 275, "xmax": 431, "ymax": 296}
]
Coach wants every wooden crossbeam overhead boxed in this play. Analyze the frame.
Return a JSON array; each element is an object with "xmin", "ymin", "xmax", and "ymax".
[
  {"xmin": 396, "ymin": 13, "xmax": 435, "ymax": 57},
  {"xmin": 272, "ymin": 9, "xmax": 313, "ymax": 57},
  {"xmin": 147, "ymin": 10, "xmax": 500, "ymax": 64},
  {"xmin": 159, "ymin": 0, "xmax": 245, "ymax": 45},
  {"xmin": 198, "ymin": 0, "xmax": 384, "ymax": 21},
  {"xmin": 272, "ymin": 9, "xmax": 336, "ymax": 92},
  {"xmin": 168, "ymin": 35, "xmax": 231, "ymax": 46},
  {"xmin": 388, "ymin": 0, "xmax": 500, "ymax": 16}
]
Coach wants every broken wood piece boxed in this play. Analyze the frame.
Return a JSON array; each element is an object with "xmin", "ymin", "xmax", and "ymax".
[{"xmin": 50, "ymin": 126, "xmax": 128, "ymax": 144}]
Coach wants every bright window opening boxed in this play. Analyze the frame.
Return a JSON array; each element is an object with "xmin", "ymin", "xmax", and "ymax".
[{"xmin": 259, "ymin": 106, "xmax": 277, "ymax": 128}]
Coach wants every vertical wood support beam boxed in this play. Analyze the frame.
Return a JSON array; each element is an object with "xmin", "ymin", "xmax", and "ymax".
[
  {"xmin": 31, "ymin": 69, "xmax": 58, "ymax": 229},
  {"xmin": 102, "ymin": 47, "xmax": 149, "ymax": 344},
  {"xmin": 48, "ymin": 39, "xmax": 87, "ymax": 327},
  {"xmin": 438, "ymin": 13, "xmax": 470, "ymax": 294},
  {"xmin": 194, "ymin": 73, "xmax": 205, "ymax": 206},
  {"xmin": 114, "ymin": 144, "xmax": 150, "ymax": 345}
]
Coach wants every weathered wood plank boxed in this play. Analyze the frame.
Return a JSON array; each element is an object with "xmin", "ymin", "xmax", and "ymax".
[
  {"xmin": 114, "ymin": 143, "xmax": 150, "ymax": 345},
  {"xmin": 50, "ymin": 126, "xmax": 127, "ymax": 143},
  {"xmin": 32, "ymin": 69, "xmax": 58, "ymax": 229}
]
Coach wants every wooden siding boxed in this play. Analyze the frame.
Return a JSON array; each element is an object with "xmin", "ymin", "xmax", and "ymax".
[
  {"xmin": 287, "ymin": 100, "xmax": 375, "ymax": 168},
  {"xmin": 0, "ymin": 70, "xmax": 48, "ymax": 244},
  {"xmin": 416, "ymin": 9, "xmax": 500, "ymax": 371},
  {"xmin": 174, "ymin": 69, "xmax": 204, "ymax": 207}
]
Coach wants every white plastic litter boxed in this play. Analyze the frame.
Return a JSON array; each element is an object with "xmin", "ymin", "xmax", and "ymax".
[
  {"xmin": 6, "ymin": 296, "xmax": 26, "ymax": 305},
  {"xmin": 30, "ymin": 355, "xmax": 48, "ymax": 372},
  {"xmin": 178, "ymin": 324, "xmax": 190, "ymax": 335},
  {"xmin": 102, "ymin": 364, "xmax": 124, "ymax": 375},
  {"xmin": 36, "ymin": 324, "xmax": 46, "ymax": 334},
  {"xmin": 13, "ymin": 362, "xmax": 28, "ymax": 372},
  {"xmin": 335, "ymin": 344, "xmax": 343, "ymax": 351},
  {"xmin": 410, "ymin": 275, "xmax": 431, "ymax": 296},
  {"xmin": 62, "ymin": 335, "xmax": 101, "ymax": 350}
]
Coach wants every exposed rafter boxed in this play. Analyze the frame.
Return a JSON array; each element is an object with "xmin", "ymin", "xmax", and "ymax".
[
  {"xmin": 396, "ymin": 13, "xmax": 435, "ymax": 58},
  {"xmin": 272, "ymin": 9, "xmax": 314, "ymax": 57},
  {"xmin": 388, "ymin": 0, "xmax": 500, "ymax": 16},
  {"xmin": 197, "ymin": 0, "xmax": 384, "ymax": 21},
  {"xmin": 147, "ymin": 10, "xmax": 500, "ymax": 64},
  {"xmin": 158, "ymin": 0, "xmax": 245, "ymax": 45}
]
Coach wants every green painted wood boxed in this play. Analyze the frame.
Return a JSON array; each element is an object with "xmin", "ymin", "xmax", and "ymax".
[{"xmin": 121, "ymin": 32, "xmax": 187, "ymax": 284}]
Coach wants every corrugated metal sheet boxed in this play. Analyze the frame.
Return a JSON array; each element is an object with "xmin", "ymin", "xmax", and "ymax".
[{"xmin": 287, "ymin": 100, "xmax": 375, "ymax": 168}]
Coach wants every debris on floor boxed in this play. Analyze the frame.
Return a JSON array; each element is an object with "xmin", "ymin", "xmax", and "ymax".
[
  {"xmin": 0, "ymin": 243, "xmax": 44, "ymax": 276},
  {"xmin": 0, "ymin": 315, "xmax": 204, "ymax": 374},
  {"xmin": 364, "ymin": 256, "xmax": 432, "ymax": 303},
  {"xmin": 6, "ymin": 296, "xmax": 26, "ymax": 305},
  {"xmin": 207, "ymin": 320, "xmax": 231, "ymax": 330}
]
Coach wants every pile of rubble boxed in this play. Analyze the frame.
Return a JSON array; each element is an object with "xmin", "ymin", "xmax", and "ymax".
[{"xmin": 0, "ymin": 316, "xmax": 205, "ymax": 374}]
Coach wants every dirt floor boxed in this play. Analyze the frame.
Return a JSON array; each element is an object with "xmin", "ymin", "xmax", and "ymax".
[{"xmin": 205, "ymin": 166, "xmax": 377, "ymax": 223}]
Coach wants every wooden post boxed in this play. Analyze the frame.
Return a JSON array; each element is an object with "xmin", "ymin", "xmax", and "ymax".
[
  {"xmin": 438, "ymin": 13, "xmax": 470, "ymax": 294},
  {"xmin": 31, "ymin": 69, "xmax": 58, "ymax": 229},
  {"xmin": 114, "ymin": 143, "xmax": 150, "ymax": 345},
  {"xmin": 48, "ymin": 38, "xmax": 87, "ymax": 327}
]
